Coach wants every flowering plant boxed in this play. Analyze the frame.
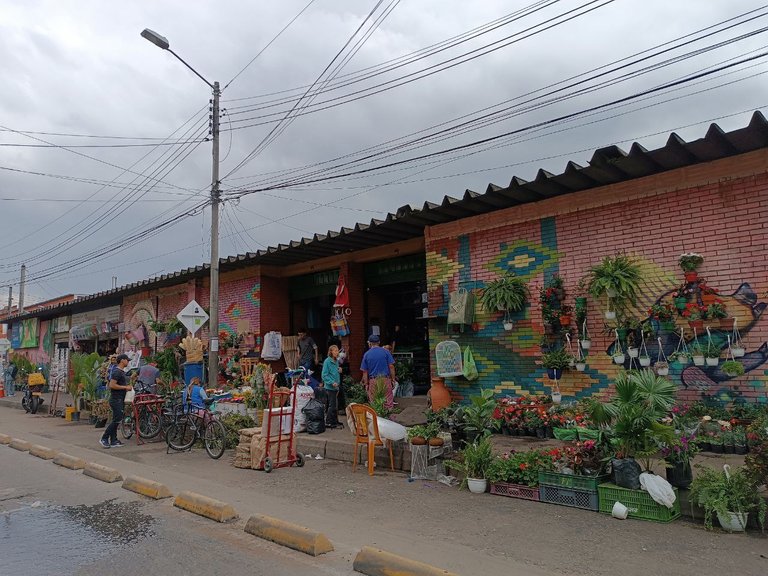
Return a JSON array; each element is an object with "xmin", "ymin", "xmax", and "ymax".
[
  {"xmin": 678, "ymin": 252, "xmax": 704, "ymax": 272},
  {"xmin": 681, "ymin": 303, "xmax": 707, "ymax": 320},
  {"xmin": 661, "ymin": 434, "xmax": 700, "ymax": 465},
  {"xmin": 698, "ymin": 282, "xmax": 719, "ymax": 296},
  {"xmin": 487, "ymin": 448, "xmax": 561, "ymax": 486},
  {"xmin": 558, "ymin": 440, "xmax": 606, "ymax": 475},
  {"xmin": 706, "ymin": 302, "xmax": 727, "ymax": 319},
  {"xmin": 647, "ymin": 303, "xmax": 674, "ymax": 321}
]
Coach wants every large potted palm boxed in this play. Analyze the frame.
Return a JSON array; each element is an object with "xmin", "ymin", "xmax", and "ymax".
[
  {"xmin": 585, "ymin": 254, "xmax": 642, "ymax": 320},
  {"xmin": 585, "ymin": 369, "xmax": 676, "ymax": 489}
]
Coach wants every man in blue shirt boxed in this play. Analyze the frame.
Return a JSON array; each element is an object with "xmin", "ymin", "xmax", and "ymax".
[{"xmin": 360, "ymin": 334, "xmax": 396, "ymax": 409}]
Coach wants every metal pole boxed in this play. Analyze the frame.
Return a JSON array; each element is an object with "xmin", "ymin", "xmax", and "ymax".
[
  {"xmin": 6, "ymin": 287, "xmax": 11, "ymax": 319},
  {"xmin": 207, "ymin": 81, "xmax": 221, "ymax": 388},
  {"xmin": 19, "ymin": 265, "xmax": 26, "ymax": 313}
]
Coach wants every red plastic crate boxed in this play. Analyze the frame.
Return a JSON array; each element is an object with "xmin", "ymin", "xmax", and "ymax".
[{"xmin": 489, "ymin": 482, "xmax": 540, "ymax": 501}]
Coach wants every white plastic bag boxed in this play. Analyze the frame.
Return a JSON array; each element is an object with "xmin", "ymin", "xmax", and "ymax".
[
  {"xmin": 290, "ymin": 383, "xmax": 314, "ymax": 432},
  {"xmin": 261, "ymin": 331, "xmax": 282, "ymax": 361},
  {"xmin": 377, "ymin": 417, "xmax": 407, "ymax": 442},
  {"xmin": 640, "ymin": 472, "xmax": 676, "ymax": 509}
]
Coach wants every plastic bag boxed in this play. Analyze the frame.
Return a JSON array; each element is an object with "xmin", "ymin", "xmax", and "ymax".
[
  {"xmin": 640, "ymin": 472, "xmax": 676, "ymax": 509},
  {"xmin": 463, "ymin": 346, "xmax": 479, "ymax": 381},
  {"xmin": 447, "ymin": 288, "xmax": 475, "ymax": 326},
  {"xmin": 612, "ymin": 457, "xmax": 641, "ymax": 490},
  {"xmin": 290, "ymin": 383, "xmax": 314, "ymax": 432},
  {"xmin": 302, "ymin": 398, "xmax": 325, "ymax": 435},
  {"xmin": 377, "ymin": 417, "xmax": 407, "ymax": 442},
  {"xmin": 261, "ymin": 331, "xmax": 282, "ymax": 361}
]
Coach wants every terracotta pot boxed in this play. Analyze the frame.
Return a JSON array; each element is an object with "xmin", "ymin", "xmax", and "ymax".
[
  {"xmin": 429, "ymin": 377, "xmax": 452, "ymax": 411},
  {"xmin": 701, "ymin": 294, "xmax": 717, "ymax": 306},
  {"xmin": 689, "ymin": 320, "xmax": 704, "ymax": 331},
  {"xmin": 410, "ymin": 436, "xmax": 427, "ymax": 446},
  {"xmin": 428, "ymin": 437, "xmax": 444, "ymax": 447},
  {"xmin": 558, "ymin": 315, "xmax": 572, "ymax": 326},
  {"xmin": 684, "ymin": 271, "xmax": 698, "ymax": 283}
]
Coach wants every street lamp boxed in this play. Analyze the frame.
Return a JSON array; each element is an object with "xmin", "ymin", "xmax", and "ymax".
[{"xmin": 141, "ymin": 28, "xmax": 221, "ymax": 389}]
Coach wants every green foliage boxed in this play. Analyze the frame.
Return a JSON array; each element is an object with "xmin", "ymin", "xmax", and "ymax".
[
  {"xmin": 704, "ymin": 341, "xmax": 722, "ymax": 359},
  {"xmin": 151, "ymin": 348, "xmax": 180, "ymax": 379},
  {"xmin": 369, "ymin": 376, "xmax": 391, "ymax": 417},
  {"xmin": 447, "ymin": 435, "xmax": 494, "ymax": 483},
  {"xmin": 406, "ymin": 422, "xmax": 440, "ymax": 441},
  {"xmin": 486, "ymin": 449, "xmax": 558, "ymax": 486},
  {"xmin": 461, "ymin": 389, "xmax": 500, "ymax": 436},
  {"xmin": 69, "ymin": 352, "xmax": 103, "ymax": 402},
  {"xmin": 478, "ymin": 272, "xmax": 530, "ymax": 313},
  {"xmin": 690, "ymin": 465, "xmax": 766, "ymax": 531},
  {"xmin": 584, "ymin": 369, "xmax": 676, "ymax": 470},
  {"xmin": 10, "ymin": 354, "xmax": 36, "ymax": 382},
  {"xmin": 219, "ymin": 413, "xmax": 256, "ymax": 449},
  {"xmin": 342, "ymin": 376, "xmax": 368, "ymax": 405},
  {"xmin": 586, "ymin": 254, "xmax": 643, "ymax": 313},
  {"xmin": 394, "ymin": 358, "xmax": 413, "ymax": 383},
  {"xmin": 721, "ymin": 360, "xmax": 745, "ymax": 377},
  {"xmin": 541, "ymin": 348, "xmax": 573, "ymax": 370},
  {"xmin": 745, "ymin": 441, "xmax": 768, "ymax": 488}
]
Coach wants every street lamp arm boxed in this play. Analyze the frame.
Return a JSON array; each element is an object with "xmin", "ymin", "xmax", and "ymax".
[{"xmin": 167, "ymin": 48, "xmax": 214, "ymax": 89}]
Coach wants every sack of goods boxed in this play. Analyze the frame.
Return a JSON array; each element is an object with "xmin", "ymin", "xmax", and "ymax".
[
  {"xmin": 302, "ymin": 398, "xmax": 326, "ymax": 435},
  {"xmin": 291, "ymin": 382, "xmax": 315, "ymax": 432}
]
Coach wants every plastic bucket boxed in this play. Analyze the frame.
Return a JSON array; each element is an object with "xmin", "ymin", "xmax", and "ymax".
[
  {"xmin": 612, "ymin": 501, "xmax": 629, "ymax": 519},
  {"xmin": 183, "ymin": 362, "xmax": 205, "ymax": 386}
]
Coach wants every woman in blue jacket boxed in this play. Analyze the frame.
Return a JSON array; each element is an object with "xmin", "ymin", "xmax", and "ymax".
[{"xmin": 321, "ymin": 345, "xmax": 342, "ymax": 429}]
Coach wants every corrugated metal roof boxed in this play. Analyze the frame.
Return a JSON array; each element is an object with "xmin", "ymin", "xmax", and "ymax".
[{"xmin": 10, "ymin": 111, "xmax": 768, "ymax": 322}]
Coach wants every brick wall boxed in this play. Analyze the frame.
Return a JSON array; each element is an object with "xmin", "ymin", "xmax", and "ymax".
[{"xmin": 425, "ymin": 159, "xmax": 768, "ymax": 407}]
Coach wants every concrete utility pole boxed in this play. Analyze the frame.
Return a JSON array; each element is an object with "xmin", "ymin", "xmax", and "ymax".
[
  {"xmin": 18, "ymin": 264, "xmax": 26, "ymax": 313},
  {"xmin": 141, "ymin": 28, "xmax": 221, "ymax": 387},
  {"xmin": 6, "ymin": 286, "xmax": 11, "ymax": 319}
]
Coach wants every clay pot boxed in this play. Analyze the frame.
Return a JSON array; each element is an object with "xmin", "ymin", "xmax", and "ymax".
[
  {"xmin": 429, "ymin": 377, "xmax": 452, "ymax": 411},
  {"xmin": 410, "ymin": 436, "xmax": 427, "ymax": 446},
  {"xmin": 689, "ymin": 320, "xmax": 704, "ymax": 331},
  {"xmin": 428, "ymin": 437, "xmax": 444, "ymax": 447},
  {"xmin": 684, "ymin": 271, "xmax": 698, "ymax": 283},
  {"xmin": 559, "ymin": 315, "xmax": 572, "ymax": 326}
]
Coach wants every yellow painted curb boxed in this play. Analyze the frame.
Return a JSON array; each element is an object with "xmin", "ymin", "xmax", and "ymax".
[
  {"xmin": 244, "ymin": 514, "xmax": 334, "ymax": 556},
  {"xmin": 353, "ymin": 546, "xmax": 460, "ymax": 576},
  {"xmin": 29, "ymin": 444, "xmax": 58, "ymax": 460},
  {"xmin": 53, "ymin": 453, "xmax": 86, "ymax": 470},
  {"xmin": 173, "ymin": 491, "xmax": 238, "ymax": 523},
  {"xmin": 122, "ymin": 475, "xmax": 172, "ymax": 500},
  {"xmin": 9, "ymin": 438, "xmax": 31, "ymax": 451},
  {"xmin": 0, "ymin": 433, "xmax": 12, "ymax": 444},
  {"xmin": 83, "ymin": 462, "xmax": 123, "ymax": 483}
]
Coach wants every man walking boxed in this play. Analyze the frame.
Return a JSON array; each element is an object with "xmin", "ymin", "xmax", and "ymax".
[
  {"xmin": 296, "ymin": 328, "xmax": 319, "ymax": 372},
  {"xmin": 100, "ymin": 354, "xmax": 132, "ymax": 448},
  {"xmin": 360, "ymin": 334, "xmax": 396, "ymax": 409}
]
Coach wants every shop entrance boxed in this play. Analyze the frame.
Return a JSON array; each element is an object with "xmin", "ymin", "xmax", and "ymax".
[
  {"xmin": 364, "ymin": 254, "xmax": 429, "ymax": 395},
  {"xmin": 289, "ymin": 270, "xmax": 339, "ymax": 367}
]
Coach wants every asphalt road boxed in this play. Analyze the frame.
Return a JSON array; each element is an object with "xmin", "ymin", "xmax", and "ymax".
[{"xmin": 0, "ymin": 448, "xmax": 351, "ymax": 576}]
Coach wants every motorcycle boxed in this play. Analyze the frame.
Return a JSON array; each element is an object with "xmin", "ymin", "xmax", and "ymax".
[{"xmin": 22, "ymin": 370, "xmax": 46, "ymax": 414}]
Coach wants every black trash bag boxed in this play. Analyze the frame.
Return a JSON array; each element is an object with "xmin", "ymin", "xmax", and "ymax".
[
  {"xmin": 612, "ymin": 457, "xmax": 642, "ymax": 490},
  {"xmin": 303, "ymin": 398, "xmax": 326, "ymax": 435}
]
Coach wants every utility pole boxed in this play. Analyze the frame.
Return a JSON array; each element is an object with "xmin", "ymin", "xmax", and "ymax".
[
  {"xmin": 6, "ymin": 286, "xmax": 11, "ymax": 319},
  {"xmin": 18, "ymin": 264, "xmax": 26, "ymax": 313},
  {"xmin": 208, "ymin": 81, "xmax": 221, "ymax": 388}
]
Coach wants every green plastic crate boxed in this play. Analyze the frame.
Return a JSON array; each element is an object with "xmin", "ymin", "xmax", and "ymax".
[
  {"xmin": 598, "ymin": 483, "xmax": 680, "ymax": 523},
  {"xmin": 538, "ymin": 471, "xmax": 609, "ymax": 492}
]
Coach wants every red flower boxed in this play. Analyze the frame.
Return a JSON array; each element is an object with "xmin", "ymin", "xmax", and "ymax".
[{"xmin": 519, "ymin": 463, "xmax": 528, "ymax": 470}]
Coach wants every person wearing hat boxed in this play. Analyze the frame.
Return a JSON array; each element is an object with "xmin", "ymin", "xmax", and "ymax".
[
  {"xmin": 100, "ymin": 354, "xmax": 132, "ymax": 448},
  {"xmin": 360, "ymin": 334, "xmax": 396, "ymax": 409}
]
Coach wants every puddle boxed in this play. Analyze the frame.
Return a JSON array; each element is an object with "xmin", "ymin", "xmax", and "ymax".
[{"xmin": 1, "ymin": 499, "xmax": 155, "ymax": 575}]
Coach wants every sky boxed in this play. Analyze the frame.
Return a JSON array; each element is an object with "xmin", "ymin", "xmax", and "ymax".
[{"xmin": 1, "ymin": 0, "xmax": 767, "ymax": 305}]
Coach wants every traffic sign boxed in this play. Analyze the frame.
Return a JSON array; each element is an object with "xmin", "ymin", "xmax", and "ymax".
[{"xmin": 176, "ymin": 300, "xmax": 209, "ymax": 335}]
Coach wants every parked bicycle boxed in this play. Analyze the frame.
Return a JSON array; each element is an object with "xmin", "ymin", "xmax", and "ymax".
[
  {"xmin": 121, "ymin": 384, "xmax": 183, "ymax": 441},
  {"xmin": 165, "ymin": 397, "xmax": 226, "ymax": 459}
]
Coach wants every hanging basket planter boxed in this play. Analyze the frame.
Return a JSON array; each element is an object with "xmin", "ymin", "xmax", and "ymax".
[
  {"xmin": 575, "ymin": 362, "xmax": 587, "ymax": 372},
  {"xmin": 692, "ymin": 355, "xmax": 706, "ymax": 366},
  {"xmin": 605, "ymin": 310, "xmax": 617, "ymax": 320},
  {"xmin": 503, "ymin": 321, "xmax": 514, "ymax": 331},
  {"xmin": 581, "ymin": 338, "xmax": 592, "ymax": 350},
  {"xmin": 688, "ymin": 320, "xmax": 704, "ymax": 331},
  {"xmin": 732, "ymin": 346, "xmax": 746, "ymax": 358},
  {"xmin": 547, "ymin": 368, "xmax": 563, "ymax": 380},
  {"xmin": 705, "ymin": 356, "xmax": 720, "ymax": 367},
  {"xmin": 673, "ymin": 297, "xmax": 688, "ymax": 311},
  {"xmin": 656, "ymin": 361, "xmax": 669, "ymax": 376},
  {"xmin": 559, "ymin": 314, "xmax": 572, "ymax": 326},
  {"xmin": 684, "ymin": 271, "xmax": 698, "ymax": 283},
  {"xmin": 613, "ymin": 353, "xmax": 625, "ymax": 364},
  {"xmin": 639, "ymin": 356, "xmax": 651, "ymax": 367},
  {"xmin": 627, "ymin": 347, "xmax": 639, "ymax": 358}
]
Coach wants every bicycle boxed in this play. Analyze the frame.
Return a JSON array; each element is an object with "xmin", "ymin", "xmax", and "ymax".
[
  {"xmin": 165, "ymin": 397, "xmax": 226, "ymax": 459},
  {"xmin": 121, "ymin": 386, "xmax": 183, "ymax": 441}
]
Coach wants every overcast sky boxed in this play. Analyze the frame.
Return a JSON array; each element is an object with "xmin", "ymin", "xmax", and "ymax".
[{"xmin": 1, "ymin": 0, "xmax": 767, "ymax": 304}]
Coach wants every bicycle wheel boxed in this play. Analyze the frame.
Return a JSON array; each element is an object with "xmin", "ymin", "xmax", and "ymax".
[
  {"xmin": 139, "ymin": 410, "xmax": 162, "ymax": 439},
  {"xmin": 165, "ymin": 415, "xmax": 197, "ymax": 451},
  {"xmin": 121, "ymin": 415, "xmax": 135, "ymax": 440},
  {"xmin": 204, "ymin": 419, "xmax": 226, "ymax": 460}
]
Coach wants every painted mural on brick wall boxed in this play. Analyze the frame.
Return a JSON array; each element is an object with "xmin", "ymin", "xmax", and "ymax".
[
  {"xmin": 218, "ymin": 279, "xmax": 261, "ymax": 349},
  {"xmin": 427, "ymin": 227, "xmax": 768, "ymax": 406}
]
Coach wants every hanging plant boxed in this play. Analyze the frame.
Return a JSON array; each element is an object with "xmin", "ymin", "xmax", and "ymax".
[
  {"xmin": 479, "ymin": 272, "xmax": 530, "ymax": 314},
  {"xmin": 586, "ymin": 254, "xmax": 643, "ymax": 316},
  {"xmin": 722, "ymin": 360, "xmax": 745, "ymax": 377},
  {"xmin": 679, "ymin": 252, "xmax": 704, "ymax": 282}
]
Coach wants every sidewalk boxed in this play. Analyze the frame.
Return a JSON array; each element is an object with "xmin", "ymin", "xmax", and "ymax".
[{"xmin": 1, "ymin": 405, "xmax": 766, "ymax": 576}]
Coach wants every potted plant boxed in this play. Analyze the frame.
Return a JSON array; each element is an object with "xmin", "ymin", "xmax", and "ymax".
[
  {"xmin": 587, "ymin": 254, "xmax": 642, "ymax": 317},
  {"xmin": 548, "ymin": 274, "xmax": 566, "ymax": 301},
  {"xmin": 584, "ymin": 369, "xmax": 676, "ymax": 489},
  {"xmin": 648, "ymin": 302, "xmax": 676, "ymax": 331},
  {"xmin": 721, "ymin": 360, "xmax": 745, "ymax": 377},
  {"xmin": 722, "ymin": 429, "xmax": 735, "ymax": 454},
  {"xmin": 575, "ymin": 355, "xmax": 587, "ymax": 372},
  {"xmin": 407, "ymin": 425, "xmax": 430, "ymax": 446},
  {"xmin": 671, "ymin": 287, "xmax": 689, "ymax": 311},
  {"xmin": 690, "ymin": 342, "xmax": 705, "ymax": 366},
  {"xmin": 612, "ymin": 346, "xmax": 626, "ymax": 365},
  {"xmin": 682, "ymin": 303, "xmax": 707, "ymax": 332},
  {"xmin": 710, "ymin": 432, "xmax": 724, "ymax": 454},
  {"xmin": 541, "ymin": 349, "xmax": 572, "ymax": 380},
  {"xmin": 558, "ymin": 304, "xmax": 573, "ymax": 327},
  {"xmin": 679, "ymin": 252, "xmax": 704, "ymax": 283},
  {"xmin": 733, "ymin": 427, "xmax": 748, "ymax": 455},
  {"xmin": 699, "ymin": 282, "xmax": 720, "ymax": 306},
  {"xmin": 669, "ymin": 350, "xmax": 689, "ymax": 365},
  {"xmin": 661, "ymin": 434, "xmax": 699, "ymax": 489},
  {"xmin": 655, "ymin": 360, "xmax": 669, "ymax": 376},
  {"xmin": 690, "ymin": 464, "xmax": 766, "ymax": 532},
  {"xmin": 447, "ymin": 435, "xmax": 494, "ymax": 494},
  {"xmin": 706, "ymin": 302, "xmax": 730, "ymax": 329},
  {"xmin": 479, "ymin": 272, "xmax": 529, "ymax": 315},
  {"xmin": 461, "ymin": 389, "xmax": 499, "ymax": 443},
  {"xmin": 704, "ymin": 342, "xmax": 721, "ymax": 367}
]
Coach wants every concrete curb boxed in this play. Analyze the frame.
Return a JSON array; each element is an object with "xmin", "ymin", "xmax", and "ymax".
[
  {"xmin": 9, "ymin": 438, "xmax": 31, "ymax": 451},
  {"xmin": 122, "ymin": 475, "xmax": 172, "ymax": 500},
  {"xmin": 244, "ymin": 514, "xmax": 334, "ymax": 557},
  {"xmin": 29, "ymin": 444, "xmax": 57, "ymax": 460},
  {"xmin": 83, "ymin": 462, "xmax": 123, "ymax": 483},
  {"xmin": 53, "ymin": 453, "xmax": 86, "ymax": 470},
  {"xmin": 0, "ymin": 433, "xmax": 11, "ymax": 444},
  {"xmin": 353, "ymin": 546, "xmax": 460, "ymax": 576},
  {"xmin": 173, "ymin": 491, "xmax": 238, "ymax": 523}
]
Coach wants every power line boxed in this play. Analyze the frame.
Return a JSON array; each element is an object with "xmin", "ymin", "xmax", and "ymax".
[{"xmin": 0, "ymin": 139, "xmax": 208, "ymax": 148}]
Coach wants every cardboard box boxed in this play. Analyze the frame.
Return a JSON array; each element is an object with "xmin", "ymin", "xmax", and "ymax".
[
  {"xmin": 261, "ymin": 407, "xmax": 293, "ymax": 436},
  {"xmin": 250, "ymin": 433, "xmax": 292, "ymax": 469}
]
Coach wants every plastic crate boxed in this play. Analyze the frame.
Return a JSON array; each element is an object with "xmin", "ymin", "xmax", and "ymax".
[
  {"xmin": 538, "ymin": 471, "xmax": 609, "ymax": 492},
  {"xmin": 489, "ymin": 482, "xmax": 540, "ymax": 502},
  {"xmin": 540, "ymin": 484, "xmax": 599, "ymax": 511},
  {"xmin": 598, "ymin": 483, "xmax": 680, "ymax": 523}
]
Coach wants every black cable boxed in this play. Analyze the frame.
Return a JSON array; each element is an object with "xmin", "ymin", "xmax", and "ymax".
[{"xmin": 0, "ymin": 139, "xmax": 208, "ymax": 148}]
